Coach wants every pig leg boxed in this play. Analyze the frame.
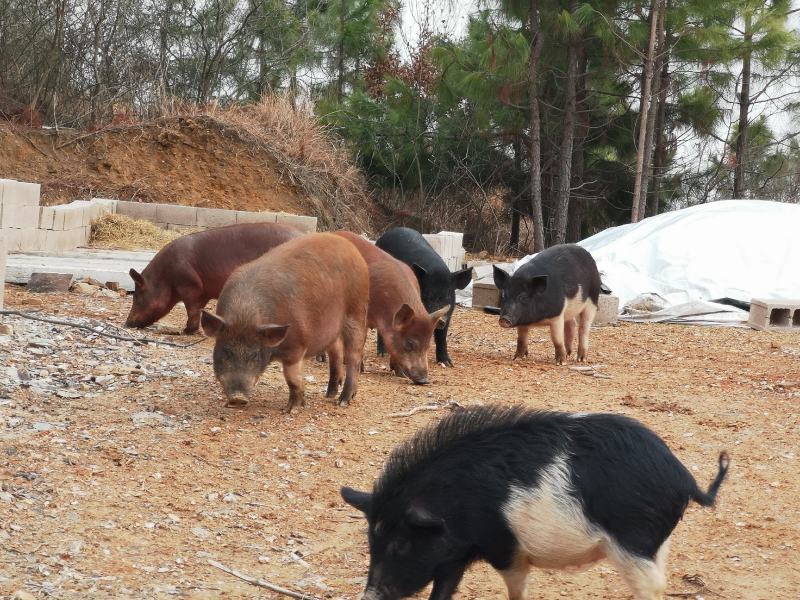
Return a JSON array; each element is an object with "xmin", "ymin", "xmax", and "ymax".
[
  {"xmin": 607, "ymin": 538, "xmax": 670, "ymax": 600},
  {"xmin": 182, "ymin": 297, "xmax": 207, "ymax": 335},
  {"xmin": 549, "ymin": 315, "xmax": 568, "ymax": 365},
  {"xmin": 434, "ymin": 325, "xmax": 454, "ymax": 367},
  {"xmin": 326, "ymin": 339, "xmax": 344, "ymax": 398},
  {"xmin": 577, "ymin": 303, "xmax": 597, "ymax": 362},
  {"xmin": 514, "ymin": 326, "xmax": 530, "ymax": 359},
  {"xmin": 376, "ymin": 332, "xmax": 386, "ymax": 357},
  {"xmin": 338, "ymin": 318, "xmax": 367, "ymax": 407},
  {"xmin": 563, "ymin": 318, "xmax": 576, "ymax": 358},
  {"xmin": 427, "ymin": 561, "xmax": 467, "ymax": 600},
  {"xmin": 282, "ymin": 360, "xmax": 306, "ymax": 412},
  {"xmin": 500, "ymin": 556, "xmax": 531, "ymax": 600}
]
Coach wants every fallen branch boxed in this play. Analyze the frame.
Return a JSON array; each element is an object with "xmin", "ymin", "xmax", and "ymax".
[
  {"xmin": 0, "ymin": 310, "xmax": 204, "ymax": 348},
  {"xmin": 389, "ymin": 400, "xmax": 464, "ymax": 418},
  {"xmin": 208, "ymin": 559, "xmax": 320, "ymax": 600}
]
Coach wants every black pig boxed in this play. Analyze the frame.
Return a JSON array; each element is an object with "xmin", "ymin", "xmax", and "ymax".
[
  {"xmin": 342, "ymin": 406, "xmax": 728, "ymax": 600},
  {"xmin": 493, "ymin": 244, "xmax": 601, "ymax": 364},
  {"xmin": 375, "ymin": 227, "xmax": 472, "ymax": 367}
]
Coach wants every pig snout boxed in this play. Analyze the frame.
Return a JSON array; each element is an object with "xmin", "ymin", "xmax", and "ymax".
[
  {"xmin": 361, "ymin": 589, "xmax": 385, "ymax": 600},
  {"xmin": 499, "ymin": 316, "xmax": 514, "ymax": 328},
  {"xmin": 224, "ymin": 391, "xmax": 249, "ymax": 408}
]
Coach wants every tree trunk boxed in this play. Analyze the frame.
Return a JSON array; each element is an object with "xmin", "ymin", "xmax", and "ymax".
[
  {"xmin": 636, "ymin": 0, "xmax": 666, "ymax": 220},
  {"xmin": 552, "ymin": 0, "xmax": 580, "ymax": 246},
  {"xmin": 567, "ymin": 50, "xmax": 589, "ymax": 243},
  {"xmin": 337, "ymin": 0, "xmax": 346, "ymax": 102},
  {"xmin": 528, "ymin": 0, "xmax": 545, "ymax": 252},
  {"xmin": 648, "ymin": 42, "xmax": 670, "ymax": 217},
  {"xmin": 510, "ymin": 135, "xmax": 523, "ymax": 250},
  {"xmin": 733, "ymin": 12, "xmax": 752, "ymax": 199},
  {"xmin": 631, "ymin": 0, "xmax": 663, "ymax": 223}
]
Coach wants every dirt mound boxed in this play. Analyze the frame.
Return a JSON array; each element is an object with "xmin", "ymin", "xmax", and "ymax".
[{"xmin": 0, "ymin": 98, "xmax": 376, "ymax": 232}]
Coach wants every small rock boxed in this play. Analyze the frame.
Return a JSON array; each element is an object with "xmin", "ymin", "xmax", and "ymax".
[
  {"xmin": 334, "ymin": 459, "xmax": 344, "ymax": 468},
  {"xmin": 0, "ymin": 323, "xmax": 13, "ymax": 336},
  {"xmin": 258, "ymin": 555, "xmax": 270, "ymax": 564},
  {"xmin": 27, "ymin": 272, "xmax": 73, "ymax": 293},
  {"xmin": 223, "ymin": 492, "xmax": 240, "ymax": 503},
  {"xmin": 32, "ymin": 422, "xmax": 55, "ymax": 431},
  {"xmin": 71, "ymin": 282, "xmax": 100, "ymax": 295},
  {"xmin": 56, "ymin": 390, "xmax": 82, "ymax": 399},
  {"xmin": 105, "ymin": 281, "xmax": 120, "ymax": 291},
  {"xmin": 28, "ymin": 338, "xmax": 54, "ymax": 348},
  {"xmin": 97, "ymin": 288, "xmax": 120, "ymax": 299},
  {"xmin": 206, "ymin": 492, "xmax": 219, "ymax": 502},
  {"xmin": 12, "ymin": 591, "xmax": 36, "ymax": 600},
  {"xmin": 191, "ymin": 526, "xmax": 211, "ymax": 539},
  {"xmin": 0, "ymin": 491, "xmax": 14, "ymax": 502},
  {"xmin": 83, "ymin": 277, "xmax": 103, "ymax": 287}
]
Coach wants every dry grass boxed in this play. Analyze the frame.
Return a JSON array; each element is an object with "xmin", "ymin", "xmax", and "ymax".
[
  {"xmin": 89, "ymin": 213, "xmax": 188, "ymax": 250},
  {"xmin": 161, "ymin": 96, "xmax": 373, "ymax": 233}
]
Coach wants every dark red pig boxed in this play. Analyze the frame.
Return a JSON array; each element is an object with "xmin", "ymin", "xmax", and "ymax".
[
  {"xmin": 201, "ymin": 233, "xmax": 369, "ymax": 411},
  {"xmin": 334, "ymin": 231, "xmax": 449, "ymax": 384},
  {"xmin": 125, "ymin": 222, "xmax": 300, "ymax": 334}
]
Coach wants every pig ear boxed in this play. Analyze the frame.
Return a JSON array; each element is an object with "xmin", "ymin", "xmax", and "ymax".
[
  {"xmin": 392, "ymin": 304, "xmax": 415, "ymax": 331},
  {"xmin": 257, "ymin": 324, "xmax": 290, "ymax": 347},
  {"xmin": 201, "ymin": 310, "xmax": 227, "ymax": 337},
  {"xmin": 429, "ymin": 305, "xmax": 450, "ymax": 329},
  {"xmin": 129, "ymin": 268, "xmax": 145, "ymax": 288},
  {"xmin": 451, "ymin": 267, "xmax": 473, "ymax": 291},
  {"xmin": 341, "ymin": 487, "xmax": 372, "ymax": 513},
  {"xmin": 529, "ymin": 275, "xmax": 548, "ymax": 295},
  {"xmin": 492, "ymin": 265, "xmax": 509, "ymax": 289},
  {"xmin": 411, "ymin": 263, "xmax": 427, "ymax": 283},
  {"xmin": 405, "ymin": 505, "xmax": 444, "ymax": 530}
]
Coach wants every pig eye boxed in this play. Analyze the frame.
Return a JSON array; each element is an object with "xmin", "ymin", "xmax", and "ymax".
[{"xmin": 403, "ymin": 339, "xmax": 415, "ymax": 352}]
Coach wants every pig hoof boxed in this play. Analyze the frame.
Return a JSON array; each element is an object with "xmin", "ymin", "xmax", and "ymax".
[
  {"xmin": 513, "ymin": 350, "xmax": 528, "ymax": 360},
  {"xmin": 337, "ymin": 399, "xmax": 350, "ymax": 407},
  {"xmin": 225, "ymin": 399, "xmax": 248, "ymax": 408}
]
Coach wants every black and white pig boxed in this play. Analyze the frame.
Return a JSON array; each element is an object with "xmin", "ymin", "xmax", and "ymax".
[
  {"xmin": 493, "ymin": 244, "xmax": 601, "ymax": 364},
  {"xmin": 376, "ymin": 227, "xmax": 472, "ymax": 367},
  {"xmin": 342, "ymin": 406, "xmax": 729, "ymax": 600}
]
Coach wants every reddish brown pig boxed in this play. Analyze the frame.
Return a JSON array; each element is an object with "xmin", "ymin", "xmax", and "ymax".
[
  {"xmin": 200, "ymin": 233, "xmax": 369, "ymax": 411},
  {"xmin": 334, "ymin": 231, "xmax": 449, "ymax": 384},
  {"xmin": 125, "ymin": 223, "xmax": 300, "ymax": 334}
]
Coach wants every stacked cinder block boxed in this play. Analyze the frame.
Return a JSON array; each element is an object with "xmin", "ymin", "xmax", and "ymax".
[
  {"xmin": 423, "ymin": 231, "xmax": 466, "ymax": 271},
  {"xmin": 748, "ymin": 298, "xmax": 800, "ymax": 331},
  {"xmin": 115, "ymin": 201, "xmax": 317, "ymax": 234},
  {"xmin": 38, "ymin": 199, "xmax": 115, "ymax": 252},
  {"xmin": 0, "ymin": 179, "xmax": 42, "ymax": 252},
  {"xmin": 0, "ymin": 233, "xmax": 6, "ymax": 309}
]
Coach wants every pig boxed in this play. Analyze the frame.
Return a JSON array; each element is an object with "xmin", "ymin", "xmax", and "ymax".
[
  {"xmin": 200, "ymin": 233, "xmax": 369, "ymax": 411},
  {"xmin": 493, "ymin": 244, "xmax": 601, "ymax": 364},
  {"xmin": 375, "ymin": 228, "xmax": 472, "ymax": 367},
  {"xmin": 126, "ymin": 222, "xmax": 301, "ymax": 334},
  {"xmin": 334, "ymin": 231, "xmax": 450, "ymax": 384},
  {"xmin": 342, "ymin": 406, "xmax": 729, "ymax": 600}
]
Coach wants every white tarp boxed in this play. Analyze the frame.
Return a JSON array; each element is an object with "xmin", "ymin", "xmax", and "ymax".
[{"xmin": 505, "ymin": 200, "xmax": 800, "ymax": 324}]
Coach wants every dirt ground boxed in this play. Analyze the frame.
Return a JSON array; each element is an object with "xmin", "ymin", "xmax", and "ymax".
[
  {"xmin": 0, "ymin": 121, "xmax": 308, "ymax": 213},
  {"xmin": 1, "ymin": 284, "xmax": 798, "ymax": 599}
]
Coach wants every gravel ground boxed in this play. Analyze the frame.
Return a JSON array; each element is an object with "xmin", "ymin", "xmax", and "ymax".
[{"xmin": 1, "ymin": 283, "xmax": 798, "ymax": 599}]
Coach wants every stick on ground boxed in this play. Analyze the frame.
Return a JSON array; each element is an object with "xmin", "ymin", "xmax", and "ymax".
[
  {"xmin": 208, "ymin": 559, "xmax": 320, "ymax": 600},
  {"xmin": 389, "ymin": 400, "xmax": 465, "ymax": 418}
]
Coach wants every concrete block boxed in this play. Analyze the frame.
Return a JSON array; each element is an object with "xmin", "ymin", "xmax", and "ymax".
[
  {"xmin": 748, "ymin": 298, "xmax": 800, "ymax": 331},
  {"xmin": 165, "ymin": 223, "xmax": 199, "ymax": 234},
  {"xmin": 44, "ymin": 227, "xmax": 90, "ymax": 253},
  {"xmin": 276, "ymin": 212, "xmax": 317, "ymax": 233},
  {"xmin": 116, "ymin": 200, "xmax": 158, "ymax": 222},
  {"xmin": 156, "ymin": 203, "xmax": 199, "ymax": 227},
  {"xmin": 82, "ymin": 201, "xmax": 103, "ymax": 226},
  {"xmin": 0, "ymin": 202, "xmax": 40, "ymax": 229},
  {"xmin": 196, "ymin": 207, "xmax": 236, "ymax": 228},
  {"xmin": 472, "ymin": 280, "xmax": 500, "ymax": 309},
  {"xmin": 595, "ymin": 294, "xmax": 620, "ymax": 326},
  {"xmin": 91, "ymin": 198, "xmax": 118, "ymax": 214},
  {"xmin": 1, "ymin": 227, "xmax": 46, "ymax": 252},
  {"xmin": 0, "ymin": 234, "xmax": 6, "ymax": 309},
  {"xmin": 0, "ymin": 179, "xmax": 40, "ymax": 207},
  {"xmin": 236, "ymin": 210, "xmax": 278, "ymax": 224},
  {"xmin": 423, "ymin": 234, "xmax": 446, "ymax": 255}
]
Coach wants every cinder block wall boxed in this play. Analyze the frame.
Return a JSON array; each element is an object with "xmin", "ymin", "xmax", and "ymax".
[{"xmin": 0, "ymin": 178, "xmax": 318, "ymax": 254}]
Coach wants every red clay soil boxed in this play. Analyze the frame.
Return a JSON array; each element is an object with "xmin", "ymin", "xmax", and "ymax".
[
  {"xmin": 1, "ymin": 284, "xmax": 798, "ymax": 599},
  {"xmin": 0, "ymin": 120, "xmax": 310, "ymax": 213}
]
